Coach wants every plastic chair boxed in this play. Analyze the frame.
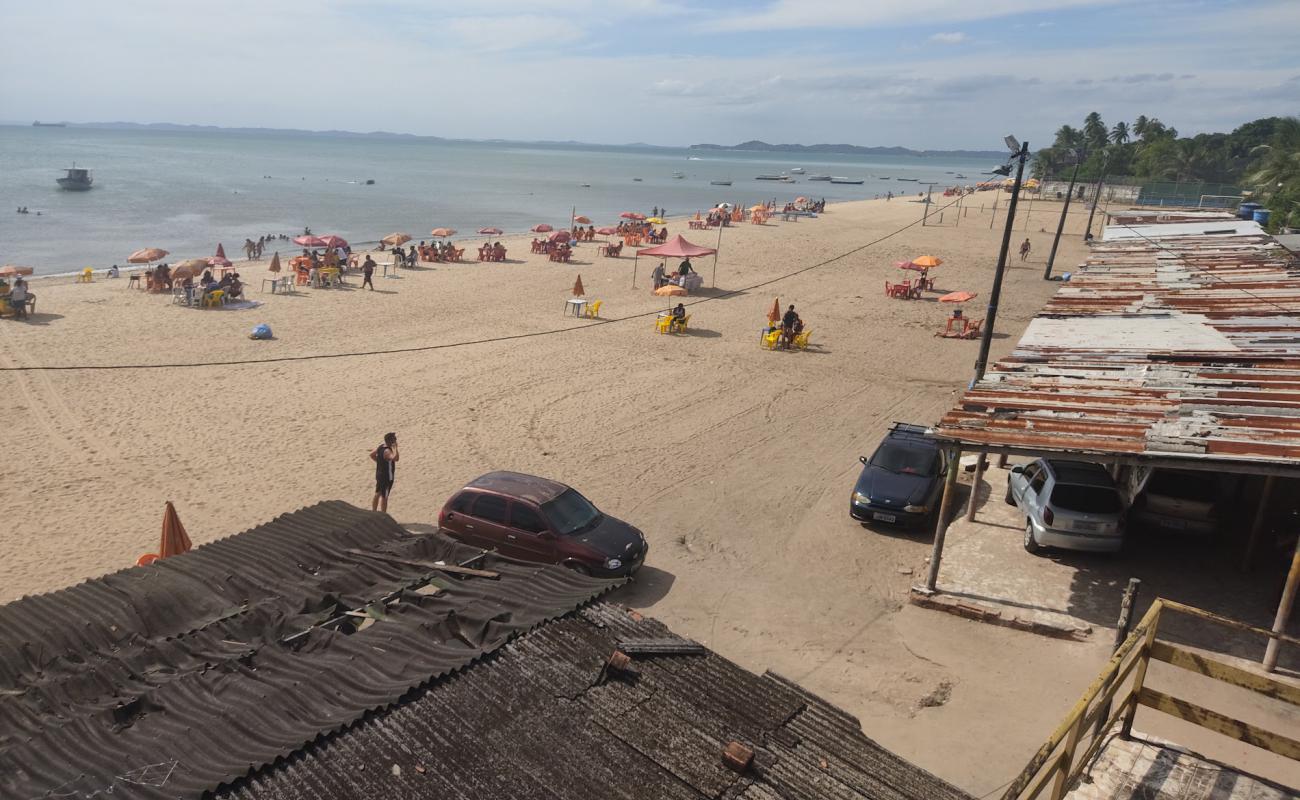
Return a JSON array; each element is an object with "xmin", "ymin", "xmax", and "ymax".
[
  {"xmin": 793, "ymin": 329, "xmax": 812, "ymax": 350},
  {"xmin": 761, "ymin": 329, "xmax": 781, "ymax": 350},
  {"xmin": 656, "ymin": 317, "xmax": 672, "ymax": 334},
  {"xmin": 203, "ymin": 289, "xmax": 224, "ymax": 308},
  {"xmin": 79, "ymin": 268, "xmax": 94, "ymax": 283},
  {"xmin": 584, "ymin": 300, "xmax": 602, "ymax": 318},
  {"xmin": 674, "ymin": 313, "xmax": 691, "ymax": 333}
]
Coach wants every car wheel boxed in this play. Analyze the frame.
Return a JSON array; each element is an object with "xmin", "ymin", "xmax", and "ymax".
[
  {"xmin": 1004, "ymin": 483, "xmax": 1016, "ymax": 505},
  {"xmin": 564, "ymin": 562, "xmax": 591, "ymax": 577},
  {"xmin": 1023, "ymin": 519, "xmax": 1043, "ymax": 555}
]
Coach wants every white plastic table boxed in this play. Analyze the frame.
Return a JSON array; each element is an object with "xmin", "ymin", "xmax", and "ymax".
[{"xmin": 565, "ymin": 298, "xmax": 588, "ymax": 317}]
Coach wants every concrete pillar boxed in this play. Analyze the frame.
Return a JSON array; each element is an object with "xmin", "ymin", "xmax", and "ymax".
[{"xmin": 965, "ymin": 454, "xmax": 986, "ymax": 522}]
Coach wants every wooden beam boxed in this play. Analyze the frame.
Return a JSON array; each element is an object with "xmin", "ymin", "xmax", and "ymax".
[
  {"xmin": 346, "ymin": 549, "xmax": 500, "ymax": 579},
  {"xmin": 1150, "ymin": 641, "xmax": 1300, "ymax": 706},
  {"xmin": 1159, "ymin": 598, "xmax": 1300, "ymax": 647},
  {"xmin": 1138, "ymin": 687, "xmax": 1300, "ymax": 761}
]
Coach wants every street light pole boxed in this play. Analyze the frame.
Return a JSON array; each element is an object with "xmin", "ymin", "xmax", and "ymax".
[
  {"xmin": 972, "ymin": 140, "xmax": 1029, "ymax": 385},
  {"xmin": 1044, "ymin": 155, "xmax": 1081, "ymax": 280}
]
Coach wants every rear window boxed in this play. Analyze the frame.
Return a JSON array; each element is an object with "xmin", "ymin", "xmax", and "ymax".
[
  {"xmin": 870, "ymin": 442, "xmax": 940, "ymax": 476},
  {"xmin": 471, "ymin": 494, "xmax": 510, "ymax": 524},
  {"xmin": 1051, "ymin": 484, "xmax": 1122, "ymax": 514},
  {"xmin": 1145, "ymin": 471, "xmax": 1216, "ymax": 501},
  {"xmin": 449, "ymin": 492, "xmax": 477, "ymax": 513}
]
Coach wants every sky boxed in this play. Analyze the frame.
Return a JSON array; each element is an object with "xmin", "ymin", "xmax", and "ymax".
[{"xmin": 1, "ymin": 0, "xmax": 1297, "ymax": 150}]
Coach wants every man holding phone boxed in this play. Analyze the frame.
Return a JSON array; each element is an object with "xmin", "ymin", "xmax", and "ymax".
[{"xmin": 370, "ymin": 432, "xmax": 399, "ymax": 513}]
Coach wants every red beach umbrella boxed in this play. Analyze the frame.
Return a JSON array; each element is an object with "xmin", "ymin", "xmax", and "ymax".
[
  {"xmin": 128, "ymin": 248, "xmax": 169, "ymax": 264},
  {"xmin": 620, "ymin": 212, "xmax": 646, "ymax": 220},
  {"xmin": 478, "ymin": 227, "xmax": 503, "ymax": 236},
  {"xmin": 939, "ymin": 291, "xmax": 976, "ymax": 303},
  {"xmin": 596, "ymin": 226, "xmax": 617, "ymax": 236},
  {"xmin": 293, "ymin": 235, "xmax": 326, "ymax": 248},
  {"xmin": 767, "ymin": 298, "xmax": 780, "ymax": 324},
  {"xmin": 215, "ymin": 243, "xmax": 228, "ymax": 260},
  {"xmin": 318, "ymin": 235, "xmax": 349, "ymax": 249},
  {"xmin": 268, "ymin": 252, "xmax": 282, "ymax": 273},
  {"xmin": 573, "ymin": 215, "xmax": 592, "ymax": 224},
  {"xmin": 531, "ymin": 224, "xmax": 554, "ymax": 233},
  {"xmin": 430, "ymin": 228, "xmax": 456, "ymax": 238},
  {"xmin": 549, "ymin": 230, "xmax": 572, "ymax": 243}
]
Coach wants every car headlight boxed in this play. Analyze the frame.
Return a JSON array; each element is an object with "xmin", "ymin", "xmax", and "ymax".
[
  {"xmin": 604, "ymin": 558, "xmax": 623, "ymax": 570},
  {"xmin": 904, "ymin": 504, "xmax": 929, "ymax": 513},
  {"xmin": 852, "ymin": 491, "xmax": 870, "ymax": 504}
]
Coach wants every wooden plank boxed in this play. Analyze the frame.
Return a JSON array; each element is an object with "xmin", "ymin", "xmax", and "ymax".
[
  {"xmin": 1150, "ymin": 641, "xmax": 1300, "ymax": 706},
  {"xmin": 345, "ymin": 548, "xmax": 500, "ymax": 579},
  {"xmin": 1138, "ymin": 687, "xmax": 1300, "ymax": 761},
  {"xmin": 1160, "ymin": 598, "xmax": 1300, "ymax": 646}
]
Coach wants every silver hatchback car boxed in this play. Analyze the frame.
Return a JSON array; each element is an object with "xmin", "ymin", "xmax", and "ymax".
[{"xmin": 1006, "ymin": 459, "xmax": 1126, "ymax": 554}]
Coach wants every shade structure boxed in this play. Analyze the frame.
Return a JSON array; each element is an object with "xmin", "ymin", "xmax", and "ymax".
[
  {"xmin": 939, "ymin": 291, "xmax": 976, "ymax": 303},
  {"xmin": 912, "ymin": 255, "xmax": 943, "ymax": 267},
  {"xmin": 596, "ymin": 226, "xmax": 617, "ymax": 235},
  {"xmin": 572, "ymin": 215, "xmax": 591, "ymax": 224},
  {"xmin": 128, "ymin": 248, "xmax": 168, "ymax": 264},
  {"xmin": 637, "ymin": 234, "xmax": 717, "ymax": 259},
  {"xmin": 430, "ymin": 228, "xmax": 456, "ymax": 238},
  {"xmin": 382, "ymin": 232, "xmax": 412, "ymax": 246},
  {"xmin": 318, "ymin": 235, "xmax": 348, "ymax": 249},
  {"xmin": 531, "ymin": 224, "xmax": 553, "ymax": 233},
  {"xmin": 620, "ymin": 212, "xmax": 645, "ymax": 220},
  {"xmin": 268, "ymin": 252, "xmax": 282, "ymax": 273},
  {"xmin": 293, "ymin": 235, "xmax": 326, "ymax": 248},
  {"xmin": 159, "ymin": 501, "xmax": 192, "ymax": 559},
  {"xmin": 655, "ymin": 284, "xmax": 688, "ymax": 297},
  {"xmin": 767, "ymin": 298, "xmax": 781, "ymax": 324},
  {"xmin": 0, "ymin": 265, "xmax": 34, "ymax": 277},
  {"xmin": 549, "ymin": 230, "xmax": 571, "ymax": 243},
  {"xmin": 477, "ymin": 227, "xmax": 503, "ymax": 236},
  {"xmin": 573, "ymin": 274, "xmax": 584, "ymax": 297}
]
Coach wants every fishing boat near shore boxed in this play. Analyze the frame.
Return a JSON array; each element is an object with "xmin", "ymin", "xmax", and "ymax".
[
  {"xmin": 897, "ymin": 177, "xmax": 919, "ymax": 182},
  {"xmin": 789, "ymin": 167, "xmax": 805, "ymax": 174},
  {"xmin": 709, "ymin": 180, "xmax": 732, "ymax": 186},
  {"xmin": 807, "ymin": 175, "xmax": 832, "ymax": 181},
  {"xmin": 57, "ymin": 164, "xmax": 93, "ymax": 190},
  {"xmin": 829, "ymin": 178, "xmax": 864, "ymax": 185}
]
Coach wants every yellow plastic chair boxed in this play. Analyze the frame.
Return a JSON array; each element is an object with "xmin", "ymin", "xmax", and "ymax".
[
  {"xmin": 585, "ymin": 300, "xmax": 602, "ymax": 318},
  {"xmin": 79, "ymin": 268, "xmax": 94, "ymax": 283},
  {"xmin": 203, "ymin": 289, "xmax": 224, "ymax": 308},
  {"xmin": 656, "ymin": 316, "xmax": 672, "ymax": 334},
  {"xmin": 677, "ymin": 313, "xmax": 691, "ymax": 332},
  {"xmin": 794, "ymin": 329, "xmax": 812, "ymax": 350},
  {"xmin": 761, "ymin": 329, "xmax": 781, "ymax": 349}
]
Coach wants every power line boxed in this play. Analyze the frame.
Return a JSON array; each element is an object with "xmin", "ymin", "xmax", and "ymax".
[{"xmin": 0, "ymin": 197, "xmax": 965, "ymax": 372}]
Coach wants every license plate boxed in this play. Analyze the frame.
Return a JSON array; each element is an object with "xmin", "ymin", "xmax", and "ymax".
[
  {"xmin": 873, "ymin": 512, "xmax": 897, "ymax": 523},
  {"xmin": 1158, "ymin": 519, "xmax": 1187, "ymax": 530},
  {"xmin": 1073, "ymin": 521, "xmax": 1098, "ymax": 532}
]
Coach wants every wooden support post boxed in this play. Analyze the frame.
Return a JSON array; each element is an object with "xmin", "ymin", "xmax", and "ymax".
[
  {"xmin": 1264, "ymin": 539, "xmax": 1300, "ymax": 672},
  {"xmin": 1050, "ymin": 709, "xmax": 1086, "ymax": 800},
  {"xmin": 924, "ymin": 445, "xmax": 962, "ymax": 592},
  {"xmin": 1096, "ymin": 578, "xmax": 1141, "ymax": 736},
  {"xmin": 1242, "ymin": 474, "xmax": 1276, "ymax": 572},
  {"xmin": 1121, "ymin": 605, "xmax": 1161, "ymax": 739},
  {"xmin": 965, "ymin": 454, "xmax": 985, "ymax": 522},
  {"xmin": 996, "ymin": 453, "xmax": 1008, "ymax": 469}
]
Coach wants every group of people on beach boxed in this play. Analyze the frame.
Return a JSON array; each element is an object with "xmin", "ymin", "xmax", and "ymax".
[
  {"xmin": 650, "ymin": 258, "xmax": 694, "ymax": 290},
  {"xmin": 0, "ymin": 276, "xmax": 33, "ymax": 320}
]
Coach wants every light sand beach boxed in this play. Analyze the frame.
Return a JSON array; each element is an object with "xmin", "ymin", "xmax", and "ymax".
[{"xmin": 0, "ymin": 194, "xmax": 1103, "ymax": 792}]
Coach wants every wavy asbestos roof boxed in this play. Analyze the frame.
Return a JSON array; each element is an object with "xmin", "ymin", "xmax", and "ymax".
[{"xmin": 934, "ymin": 224, "xmax": 1300, "ymax": 472}]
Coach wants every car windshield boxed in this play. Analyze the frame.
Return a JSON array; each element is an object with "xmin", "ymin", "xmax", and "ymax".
[
  {"xmin": 1146, "ymin": 471, "xmax": 1215, "ymax": 500},
  {"xmin": 541, "ymin": 488, "xmax": 603, "ymax": 535},
  {"xmin": 870, "ymin": 442, "xmax": 939, "ymax": 476},
  {"xmin": 1051, "ymin": 484, "xmax": 1122, "ymax": 514}
]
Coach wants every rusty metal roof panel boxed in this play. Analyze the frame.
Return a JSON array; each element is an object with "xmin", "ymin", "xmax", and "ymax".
[{"xmin": 933, "ymin": 228, "xmax": 1300, "ymax": 470}]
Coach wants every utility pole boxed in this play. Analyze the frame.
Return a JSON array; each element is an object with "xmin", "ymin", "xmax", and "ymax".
[
  {"xmin": 972, "ymin": 139, "xmax": 1029, "ymax": 384},
  {"xmin": 1044, "ymin": 154, "xmax": 1081, "ymax": 280},
  {"xmin": 1084, "ymin": 151, "xmax": 1111, "ymax": 241}
]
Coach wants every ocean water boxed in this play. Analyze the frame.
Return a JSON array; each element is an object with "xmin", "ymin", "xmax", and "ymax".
[{"xmin": 0, "ymin": 126, "xmax": 996, "ymax": 274}]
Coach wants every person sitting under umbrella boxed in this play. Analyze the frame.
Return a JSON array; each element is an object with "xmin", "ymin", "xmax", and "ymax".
[{"xmin": 670, "ymin": 302, "xmax": 687, "ymax": 331}]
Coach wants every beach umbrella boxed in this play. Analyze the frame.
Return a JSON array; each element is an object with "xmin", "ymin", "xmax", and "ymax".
[
  {"xmin": 750, "ymin": 204, "xmax": 766, "ymax": 211},
  {"xmin": 913, "ymin": 255, "xmax": 943, "ymax": 267},
  {"xmin": 171, "ymin": 262, "xmax": 206, "ymax": 281},
  {"xmin": 596, "ymin": 226, "xmax": 617, "ymax": 236},
  {"xmin": 128, "ymin": 248, "xmax": 169, "ymax": 264},
  {"xmin": 939, "ymin": 291, "xmax": 976, "ymax": 303},
  {"xmin": 430, "ymin": 228, "xmax": 456, "ymax": 238},
  {"xmin": 655, "ymin": 284, "xmax": 687, "ymax": 297},
  {"xmin": 268, "ymin": 252, "xmax": 282, "ymax": 273},
  {"xmin": 646, "ymin": 217, "xmax": 665, "ymax": 225},
  {"xmin": 767, "ymin": 298, "xmax": 781, "ymax": 324},
  {"xmin": 215, "ymin": 243, "xmax": 228, "ymax": 260},
  {"xmin": 208, "ymin": 255, "xmax": 232, "ymax": 268},
  {"xmin": 0, "ymin": 265, "xmax": 34, "ymax": 277},
  {"xmin": 573, "ymin": 215, "xmax": 591, "ymax": 224},
  {"xmin": 318, "ymin": 235, "xmax": 349, "ymax": 249},
  {"xmin": 477, "ymin": 227, "xmax": 503, "ymax": 236},
  {"xmin": 159, "ymin": 501, "xmax": 192, "ymax": 559},
  {"xmin": 573, "ymin": 274, "xmax": 584, "ymax": 297},
  {"xmin": 531, "ymin": 224, "xmax": 554, "ymax": 233},
  {"xmin": 549, "ymin": 230, "xmax": 572, "ymax": 243},
  {"xmin": 293, "ymin": 235, "xmax": 326, "ymax": 248},
  {"xmin": 382, "ymin": 232, "xmax": 411, "ymax": 246},
  {"xmin": 796, "ymin": 196, "xmax": 807, "ymax": 203},
  {"xmin": 619, "ymin": 212, "xmax": 645, "ymax": 220}
]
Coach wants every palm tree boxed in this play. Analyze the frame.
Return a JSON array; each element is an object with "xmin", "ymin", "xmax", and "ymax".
[
  {"xmin": 1054, "ymin": 125, "xmax": 1083, "ymax": 150},
  {"xmin": 1247, "ymin": 117, "xmax": 1300, "ymax": 228},
  {"xmin": 1110, "ymin": 121, "xmax": 1130, "ymax": 145},
  {"xmin": 1133, "ymin": 115, "xmax": 1149, "ymax": 140},
  {"xmin": 1141, "ymin": 118, "xmax": 1169, "ymax": 142},
  {"xmin": 1084, "ymin": 112, "xmax": 1108, "ymax": 151}
]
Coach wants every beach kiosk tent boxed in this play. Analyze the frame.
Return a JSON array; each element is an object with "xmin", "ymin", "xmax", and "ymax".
[{"xmin": 634, "ymin": 234, "xmax": 718, "ymax": 289}]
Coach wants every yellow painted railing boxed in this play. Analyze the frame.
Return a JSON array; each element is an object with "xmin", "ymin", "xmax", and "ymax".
[{"xmin": 1002, "ymin": 598, "xmax": 1300, "ymax": 800}]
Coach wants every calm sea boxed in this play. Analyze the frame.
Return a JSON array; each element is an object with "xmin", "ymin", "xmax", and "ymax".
[{"xmin": 0, "ymin": 126, "xmax": 996, "ymax": 274}]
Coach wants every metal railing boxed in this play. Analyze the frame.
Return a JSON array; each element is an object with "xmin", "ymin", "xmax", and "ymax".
[{"xmin": 1002, "ymin": 597, "xmax": 1300, "ymax": 800}]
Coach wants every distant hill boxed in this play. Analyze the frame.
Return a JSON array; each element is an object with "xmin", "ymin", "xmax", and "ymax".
[
  {"xmin": 63, "ymin": 121, "xmax": 436, "ymax": 140},
  {"xmin": 690, "ymin": 140, "xmax": 1007, "ymax": 158}
]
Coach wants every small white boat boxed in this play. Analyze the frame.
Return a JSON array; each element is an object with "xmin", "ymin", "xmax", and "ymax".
[
  {"xmin": 789, "ymin": 167, "xmax": 805, "ymax": 174},
  {"xmin": 579, "ymin": 183, "xmax": 591, "ymax": 187},
  {"xmin": 671, "ymin": 172, "xmax": 685, "ymax": 179},
  {"xmin": 632, "ymin": 177, "xmax": 643, "ymax": 182},
  {"xmin": 710, "ymin": 180, "xmax": 732, "ymax": 186},
  {"xmin": 829, "ymin": 177, "xmax": 863, "ymax": 185},
  {"xmin": 807, "ymin": 175, "xmax": 832, "ymax": 182}
]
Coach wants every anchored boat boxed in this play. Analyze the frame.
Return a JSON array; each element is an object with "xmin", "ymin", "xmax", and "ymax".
[{"xmin": 57, "ymin": 164, "xmax": 93, "ymax": 190}]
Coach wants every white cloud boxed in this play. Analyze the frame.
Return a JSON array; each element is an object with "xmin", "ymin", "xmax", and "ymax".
[
  {"xmin": 928, "ymin": 32, "xmax": 967, "ymax": 44},
  {"xmin": 702, "ymin": 0, "xmax": 1125, "ymax": 31}
]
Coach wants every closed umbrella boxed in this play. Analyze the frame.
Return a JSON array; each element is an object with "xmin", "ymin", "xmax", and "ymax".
[
  {"xmin": 382, "ymin": 232, "xmax": 411, "ymax": 246},
  {"xmin": 128, "ymin": 248, "xmax": 168, "ymax": 264},
  {"xmin": 531, "ymin": 224, "xmax": 554, "ymax": 233},
  {"xmin": 215, "ymin": 243, "xmax": 229, "ymax": 260},
  {"xmin": 159, "ymin": 501, "xmax": 192, "ymax": 559},
  {"xmin": 573, "ymin": 215, "xmax": 591, "ymax": 225},
  {"xmin": 430, "ymin": 228, "xmax": 456, "ymax": 238},
  {"xmin": 939, "ymin": 291, "xmax": 976, "ymax": 303},
  {"xmin": 767, "ymin": 298, "xmax": 780, "ymax": 324},
  {"xmin": 268, "ymin": 252, "xmax": 282, "ymax": 273},
  {"xmin": 477, "ymin": 227, "xmax": 503, "ymax": 236},
  {"xmin": 0, "ymin": 265, "xmax": 34, "ymax": 277},
  {"xmin": 913, "ymin": 255, "xmax": 943, "ymax": 268},
  {"xmin": 573, "ymin": 274, "xmax": 584, "ymax": 297}
]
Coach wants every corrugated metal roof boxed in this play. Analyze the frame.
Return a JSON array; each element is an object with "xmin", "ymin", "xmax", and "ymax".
[
  {"xmin": 0, "ymin": 501, "xmax": 623, "ymax": 799},
  {"xmin": 218, "ymin": 603, "xmax": 972, "ymax": 800},
  {"xmin": 1101, "ymin": 220, "xmax": 1264, "ymax": 241},
  {"xmin": 934, "ymin": 223, "xmax": 1300, "ymax": 470}
]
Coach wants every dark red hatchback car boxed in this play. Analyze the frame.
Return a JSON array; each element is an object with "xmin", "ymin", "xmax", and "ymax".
[{"xmin": 438, "ymin": 471, "xmax": 648, "ymax": 577}]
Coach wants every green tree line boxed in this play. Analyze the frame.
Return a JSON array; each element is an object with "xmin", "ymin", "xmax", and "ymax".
[{"xmin": 1032, "ymin": 113, "xmax": 1300, "ymax": 229}]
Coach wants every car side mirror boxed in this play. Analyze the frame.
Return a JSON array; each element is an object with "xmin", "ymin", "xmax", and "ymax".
[
  {"xmin": 859, "ymin": 456, "xmax": 869, "ymax": 465},
  {"xmin": 1010, "ymin": 465, "xmax": 1024, "ymax": 474}
]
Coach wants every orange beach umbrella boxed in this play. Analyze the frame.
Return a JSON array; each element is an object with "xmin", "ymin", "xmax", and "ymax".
[
  {"xmin": 128, "ymin": 248, "xmax": 168, "ymax": 264},
  {"xmin": 913, "ymin": 255, "xmax": 943, "ymax": 268},
  {"xmin": 767, "ymin": 298, "xmax": 780, "ymax": 324},
  {"xmin": 0, "ymin": 265, "xmax": 34, "ymax": 277},
  {"xmin": 382, "ymin": 232, "xmax": 411, "ymax": 246},
  {"xmin": 431, "ymin": 228, "xmax": 456, "ymax": 238},
  {"xmin": 939, "ymin": 291, "xmax": 976, "ymax": 303}
]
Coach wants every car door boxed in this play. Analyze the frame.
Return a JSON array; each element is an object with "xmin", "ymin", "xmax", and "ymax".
[
  {"xmin": 1026, "ymin": 466, "xmax": 1050, "ymax": 524},
  {"xmin": 467, "ymin": 493, "xmax": 518, "ymax": 556},
  {"xmin": 441, "ymin": 490, "xmax": 486, "ymax": 548},
  {"xmin": 1011, "ymin": 462, "xmax": 1038, "ymax": 506},
  {"xmin": 506, "ymin": 501, "xmax": 559, "ymax": 564}
]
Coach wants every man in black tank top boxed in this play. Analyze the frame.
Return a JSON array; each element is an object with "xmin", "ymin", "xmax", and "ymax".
[{"xmin": 369, "ymin": 432, "xmax": 399, "ymax": 512}]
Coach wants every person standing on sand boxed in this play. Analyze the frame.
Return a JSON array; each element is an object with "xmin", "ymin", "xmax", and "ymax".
[
  {"xmin": 370, "ymin": 432, "xmax": 399, "ymax": 512},
  {"xmin": 362, "ymin": 255, "xmax": 375, "ymax": 290},
  {"xmin": 1019, "ymin": 238, "xmax": 1031, "ymax": 261}
]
